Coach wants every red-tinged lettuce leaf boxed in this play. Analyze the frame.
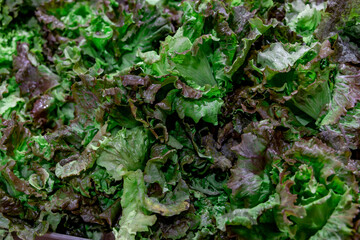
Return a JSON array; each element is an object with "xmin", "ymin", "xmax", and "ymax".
[
  {"xmin": 55, "ymin": 123, "xmax": 108, "ymax": 178},
  {"xmin": 228, "ymin": 120, "xmax": 290, "ymax": 207},
  {"xmin": 273, "ymin": 138, "xmax": 359, "ymax": 239},
  {"xmin": 71, "ymin": 77, "xmax": 108, "ymax": 124},
  {"xmin": 0, "ymin": 189, "xmax": 23, "ymax": 216},
  {"xmin": 144, "ymin": 145, "xmax": 179, "ymax": 194},
  {"xmin": 225, "ymin": 17, "xmax": 277, "ymax": 76},
  {"xmin": 1, "ymin": 0, "xmax": 360, "ymax": 239},
  {"xmin": 320, "ymin": 66, "xmax": 360, "ymax": 126},
  {"xmin": 319, "ymin": 102, "xmax": 360, "ymax": 151},
  {"xmin": 45, "ymin": 187, "xmax": 82, "ymax": 212},
  {"xmin": 50, "ymin": 73, "xmax": 122, "ymax": 179},
  {"xmin": 253, "ymin": 41, "xmax": 335, "ymax": 123},
  {"xmin": 333, "ymin": 36, "xmax": 360, "ymax": 65},
  {"xmin": 28, "ymin": 135, "xmax": 52, "ymax": 161},
  {"xmin": 0, "ymin": 112, "xmax": 30, "ymax": 158},
  {"xmin": 284, "ymin": 138, "xmax": 356, "ymax": 189},
  {"xmin": 7, "ymin": 219, "xmax": 49, "ymax": 240},
  {"xmin": 201, "ymin": 133, "xmax": 232, "ymax": 172},
  {"xmin": 275, "ymin": 178, "xmax": 306, "ymax": 237},
  {"xmin": 154, "ymin": 205, "xmax": 200, "ymax": 240},
  {"xmin": 0, "ymin": 0, "xmax": 49, "ymax": 27},
  {"xmin": 227, "ymin": 163, "xmax": 272, "ymax": 208},
  {"xmin": 174, "ymin": 80, "xmax": 204, "ymax": 100},
  {"xmin": 145, "ymin": 179, "xmax": 190, "ymax": 217},
  {"xmin": 13, "ymin": 43, "xmax": 59, "ymax": 98},
  {"xmin": 0, "ymin": 160, "xmax": 41, "ymax": 198},
  {"xmin": 316, "ymin": 0, "xmax": 360, "ymax": 41}
]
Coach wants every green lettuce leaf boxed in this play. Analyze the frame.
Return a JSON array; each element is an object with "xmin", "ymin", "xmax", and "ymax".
[
  {"xmin": 320, "ymin": 70, "xmax": 360, "ymax": 126},
  {"xmin": 114, "ymin": 170, "xmax": 156, "ymax": 240},
  {"xmin": 285, "ymin": 0, "xmax": 325, "ymax": 40},
  {"xmin": 175, "ymin": 97, "xmax": 223, "ymax": 125},
  {"xmin": 96, "ymin": 127, "xmax": 151, "ymax": 180},
  {"xmin": 216, "ymin": 193, "xmax": 280, "ymax": 231}
]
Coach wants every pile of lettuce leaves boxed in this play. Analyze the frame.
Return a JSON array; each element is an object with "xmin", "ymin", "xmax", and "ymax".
[{"xmin": 1, "ymin": 0, "xmax": 360, "ymax": 239}]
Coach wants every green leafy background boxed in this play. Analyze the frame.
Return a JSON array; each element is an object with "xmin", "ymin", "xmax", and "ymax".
[{"xmin": 0, "ymin": 0, "xmax": 360, "ymax": 239}]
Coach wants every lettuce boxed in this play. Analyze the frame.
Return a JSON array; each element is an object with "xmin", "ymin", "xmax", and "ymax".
[{"xmin": 1, "ymin": 0, "xmax": 360, "ymax": 239}]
